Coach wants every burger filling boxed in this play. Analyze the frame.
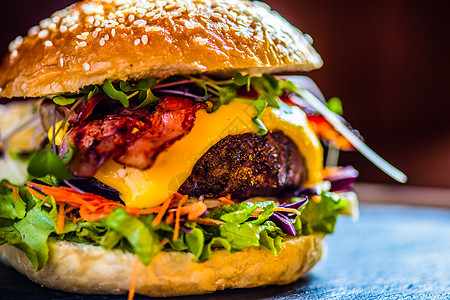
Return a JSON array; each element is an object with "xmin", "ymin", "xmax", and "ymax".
[{"xmin": 0, "ymin": 73, "xmax": 358, "ymax": 271}]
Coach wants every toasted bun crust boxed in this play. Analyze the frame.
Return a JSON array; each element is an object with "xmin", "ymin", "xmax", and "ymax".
[
  {"xmin": 0, "ymin": 234, "xmax": 323, "ymax": 297},
  {"xmin": 0, "ymin": 0, "xmax": 322, "ymax": 99}
]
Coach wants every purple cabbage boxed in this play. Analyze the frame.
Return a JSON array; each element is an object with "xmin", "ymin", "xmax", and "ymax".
[
  {"xmin": 179, "ymin": 223, "xmax": 193, "ymax": 234},
  {"xmin": 269, "ymin": 198, "xmax": 308, "ymax": 236},
  {"xmin": 269, "ymin": 212, "xmax": 296, "ymax": 236},
  {"xmin": 325, "ymin": 166, "xmax": 359, "ymax": 192},
  {"xmin": 291, "ymin": 187, "xmax": 320, "ymax": 198}
]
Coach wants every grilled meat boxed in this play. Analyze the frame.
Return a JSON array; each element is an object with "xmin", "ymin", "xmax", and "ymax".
[{"xmin": 178, "ymin": 131, "xmax": 306, "ymax": 200}]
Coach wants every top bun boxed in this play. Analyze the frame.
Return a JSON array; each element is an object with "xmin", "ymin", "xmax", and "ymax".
[{"xmin": 0, "ymin": 0, "xmax": 322, "ymax": 98}]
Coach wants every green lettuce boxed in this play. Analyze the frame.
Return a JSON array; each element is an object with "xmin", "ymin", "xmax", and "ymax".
[
  {"xmin": 300, "ymin": 192, "xmax": 347, "ymax": 235},
  {"xmin": 0, "ymin": 183, "xmax": 351, "ymax": 269}
]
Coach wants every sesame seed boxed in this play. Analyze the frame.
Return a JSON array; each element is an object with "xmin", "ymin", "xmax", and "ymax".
[
  {"xmin": 21, "ymin": 83, "xmax": 27, "ymax": 91},
  {"xmin": 166, "ymin": 3, "xmax": 177, "ymax": 10},
  {"xmin": 115, "ymin": 11, "xmax": 124, "ymax": 18},
  {"xmin": 185, "ymin": 21, "xmax": 194, "ymax": 29},
  {"xmin": 77, "ymin": 35, "xmax": 87, "ymax": 40},
  {"xmin": 211, "ymin": 13, "xmax": 223, "ymax": 21},
  {"xmin": 79, "ymin": 41, "xmax": 87, "ymax": 47},
  {"xmin": 39, "ymin": 18, "xmax": 52, "ymax": 29},
  {"xmin": 145, "ymin": 26, "xmax": 161, "ymax": 32},
  {"xmin": 38, "ymin": 29, "xmax": 49, "ymax": 39},
  {"xmin": 141, "ymin": 35, "xmax": 148, "ymax": 45},
  {"xmin": 194, "ymin": 37, "xmax": 208, "ymax": 45},
  {"xmin": 128, "ymin": 14, "xmax": 135, "ymax": 22},
  {"xmin": 28, "ymin": 26, "xmax": 40, "ymax": 36},
  {"xmin": 44, "ymin": 40, "xmax": 53, "ymax": 47},
  {"xmin": 134, "ymin": 19, "xmax": 147, "ymax": 27},
  {"xmin": 60, "ymin": 26, "xmax": 67, "ymax": 33},
  {"xmin": 111, "ymin": 28, "xmax": 116, "ymax": 37},
  {"xmin": 8, "ymin": 36, "xmax": 23, "ymax": 52},
  {"xmin": 81, "ymin": 32, "xmax": 89, "ymax": 37},
  {"xmin": 92, "ymin": 30, "xmax": 99, "ymax": 38},
  {"xmin": 94, "ymin": 20, "xmax": 101, "ymax": 27},
  {"xmin": 48, "ymin": 23, "xmax": 57, "ymax": 30},
  {"xmin": 68, "ymin": 24, "xmax": 79, "ymax": 32},
  {"xmin": 11, "ymin": 50, "xmax": 18, "ymax": 58},
  {"xmin": 145, "ymin": 11, "xmax": 155, "ymax": 17},
  {"xmin": 118, "ymin": 18, "xmax": 125, "ymax": 23},
  {"xmin": 134, "ymin": 39, "xmax": 140, "ymax": 46},
  {"xmin": 153, "ymin": 13, "xmax": 161, "ymax": 19},
  {"xmin": 137, "ymin": 8, "xmax": 147, "ymax": 14},
  {"xmin": 108, "ymin": 13, "xmax": 115, "ymax": 20},
  {"xmin": 59, "ymin": 58, "xmax": 64, "ymax": 67},
  {"xmin": 100, "ymin": 38, "xmax": 105, "ymax": 46},
  {"xmin": 82, "ymin": 62, "xmax": 90, "ymax": 71},
  {"xmin": 104, "ymin": 34, "xmax": 109, "ymax": 41}
]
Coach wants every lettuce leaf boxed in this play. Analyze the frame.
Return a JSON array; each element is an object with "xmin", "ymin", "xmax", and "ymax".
[
  {"xmin": 199, "ymin": 237, "xmax": 231, "ymax": 261},
  {"xmin": 0, "ymin": 182, "xmax": 351, "ymax": 270},
  {"xmin": 0, "ymin": 193, "xmax": 26, "ymax": 220},
  {"xmin": 185, "ymin": 228, "xmax": 205, "ymax": 261},
  {"xmin": 101, "ymin": 207, "xmax": 161, "ymax": 265},
  {"xmin": 209, "ymin": 201, "xmax": 275, "ymax": 224},
  {"xmin": 300, "ymin": 192, "xmax": 347, "ymax": 235},
  {"xmin": 11, "ymin": 206, "xmax": 55, "ymax": 270},
  {"xmin": 219, "ymin": 222, "xmax": 261, "ymax": 249}
]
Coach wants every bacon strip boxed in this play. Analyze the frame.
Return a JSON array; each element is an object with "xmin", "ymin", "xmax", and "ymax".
[{"xmin": 67, "ymin": 96, "xmax": 205, "ymax": 177}]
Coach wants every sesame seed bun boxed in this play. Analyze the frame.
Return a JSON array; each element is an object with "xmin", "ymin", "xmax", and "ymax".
[
  {"xmin": 0, "ymin": 0, "xmax": 322, "ymax": 98},
  {"xmin": 0, "ymin": 234, "xmax": 324, "ymax": 297}
]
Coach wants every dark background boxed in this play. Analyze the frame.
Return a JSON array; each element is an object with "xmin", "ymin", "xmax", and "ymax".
[{"xmin": 1, "ymin": 1, "xmax": 449, "ymax": 188}]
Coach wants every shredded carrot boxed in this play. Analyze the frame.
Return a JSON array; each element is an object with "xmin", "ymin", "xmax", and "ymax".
[
  {"xmin": 173, "ymin": 195, "xmax": 187, "ymax": 241},
  {"xmin": 12, "ymin": 187, "xmax": 19, "ymax": 201},
  {"xmin": 178, "ymin": 202, "xmax": 208, "ymax": 221},
  {"xmin": 218, "ymin": 194, "xmax": 235, "ymax": 205},
  {"xmin": 193, "ymin": 217, "xmax": 224, "ymax": 226},
  {"xmin": 152, "ymin": 196, "xmax": 172, "ymax": 226},
  {"xmin": 26, "ymin": 181, "xmax": 123, "ymax": 221},
  {"xmin": 127, "ymin": 259, "xmax": 139, "ymax": 300},
  {"xmin": 126, "ymin": 206, "xmax": 161, "ymax": 216},
  {"xmin": 159, "ymin": 238, "xmax": 169, "ymax": 246},
  {"xmin": 57, "ymin": 204, "xmax": 65, "ymax": 234},
  {"xmin": 3, "ymin": 183, "xmax": 19, "ymax": 200},
  {"xmin": 273, "ymin": 207, "xmax": 300, "ymax": 215},
  {"xmin": 25, "ymin": 182, "xmax": 207, "ymax": 235},
  {"xmin": 2, "ymin": 182, "xmax": 14, "ymax": 189},
  {"xmin": 165, "ymin": 212, "xmax": 175, "ymax": 225},
  {"xmin": 25, "ymin": 186, "xmax": 47, "ymax": 200},
  {"xmin": 250, "ymin": 208, "xmax": 264, "ymax": 218}
]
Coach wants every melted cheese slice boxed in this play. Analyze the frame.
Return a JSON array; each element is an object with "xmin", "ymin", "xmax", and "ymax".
[{"xmin": 94, "ymin": 100, "xmax": 323, "ymax": 208}]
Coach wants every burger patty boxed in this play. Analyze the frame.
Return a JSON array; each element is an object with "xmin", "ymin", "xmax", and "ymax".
[{"xmin": 178, "ymin": 131, "xmax": 307, "ymax": 200}]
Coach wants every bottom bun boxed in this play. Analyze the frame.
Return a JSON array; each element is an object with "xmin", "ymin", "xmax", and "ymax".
[{"xmin": 0, "ymin": 233, "xmax": 324, "ymax": 297}]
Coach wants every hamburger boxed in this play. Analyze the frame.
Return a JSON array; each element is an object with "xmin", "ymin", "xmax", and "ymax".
[{"xmin": 0, "ymin": 0, "xmax": 404, "ymax": 297}]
